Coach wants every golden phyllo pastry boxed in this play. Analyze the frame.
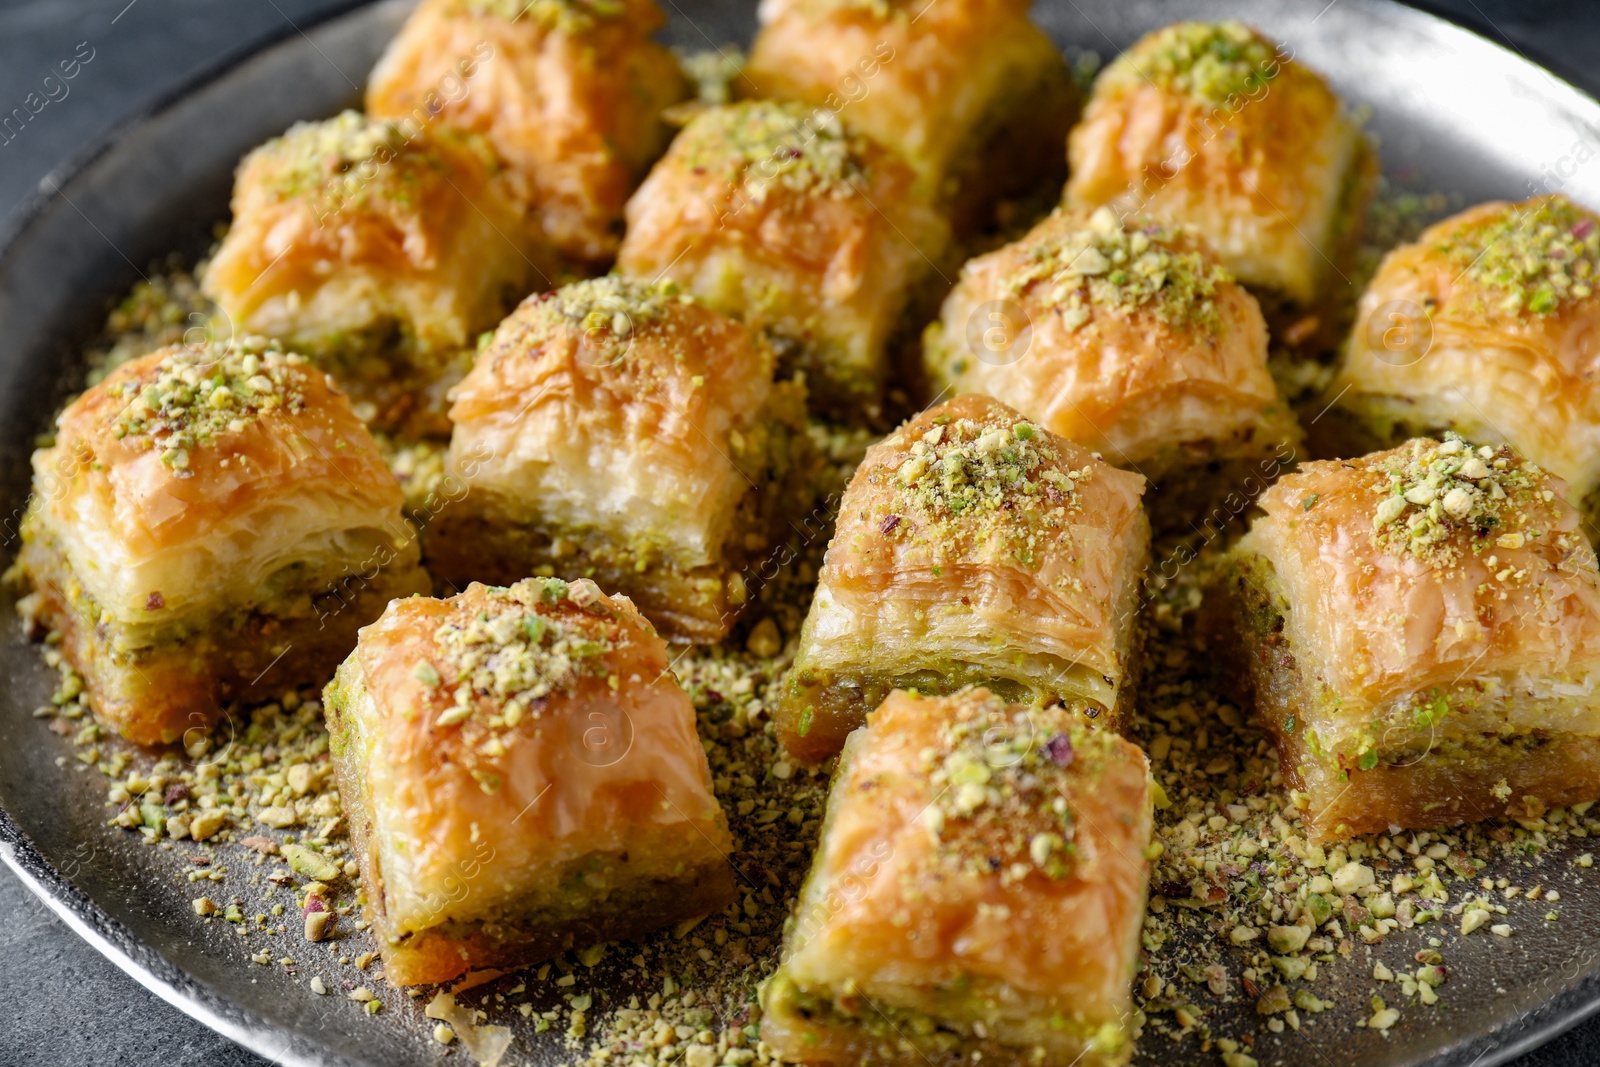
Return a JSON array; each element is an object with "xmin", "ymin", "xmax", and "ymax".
[
  {"xmin": 15, "ymin": 340, "xmax": 428, "ymax": 745},
  {"xmin": 1066, "ymin": 21, "xmax": 1372, "ymax": 311},
  {"xmin": 762, "ymin": 688, "xmax": 1152, "ymax": 1067},
  {"xmin": 365, "ymin": 0, "xmax": 687, "ymax": 264},
  {"xmin": 1324, "ymin": 195, "xmax": 1600, "ymax": 529},
  {"xmin": 202, "ymin": 111, "xmax": 551, "ymax": 433},
  {"xmin": 616, "ymin": 100, "xmax": 950, "ymax": 418},
  {"xmin": 326, "ymin": 576, "xmax": 736, "ymax": 986},
  {"xmin": 774, "ymin": 395, "xmax": 1148, "ymax": 762},
  {"xmin": 1217, "ymin": 434, "xmax": 1600, "ymax": 842},
  {"xmin": 743, "ymin": 0, "xmax": 1075, "ymax": 230},
  {"xmin": 925, "ymin": 205, "xmax": 1300, "ymax": 509},
  {"xmin": 430, "ymin": 276, "xmax": 811, "ymax": 642}
]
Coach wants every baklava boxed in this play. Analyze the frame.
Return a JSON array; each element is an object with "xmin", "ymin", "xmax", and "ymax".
[
  {"xmin": 326, "ymin": 576, "xmax": 736, "ymax": 986},
  {"xmin": 1217, "ymin": 434, "xmax": 1600, "ymax": 841},
  {"xmin": 775, "ymin": 394, "xmax": 1149, "ymax": 763},
  {"xmin": 762, "ymin": 687, "xmax": 1152, "ymax": 1067},
  {"xmin": 429, "ymin": 275, "xmax": 811, "ymax": 642},
  {"xmin": 743, "ymin": 0, "xmax": 1076, "ymax": 231},
  {"xmin": 1066, "ymin": 21, "xmax": 1373, "ymax": 319},
  {"xmin": 202, "ymin": 111, "xmax": 551, "ymax": 433},
  {"xmin": 1322, "ymin": 195, "xmax": 1600, "ymax": 532},
  {"xmin": 924, "ymin": 205, "xmax": 1301, "ymax": 521},
  {"xmin": 366, "ymin": 0, "xmax": 688, "ymax": 264},
  {"xmin": 15, "ymin": 340, "xmax": 428, "ymax": 745},
  {"xmin": 616, "ymin": 100, "xmax": 950, "ymax": 418}
]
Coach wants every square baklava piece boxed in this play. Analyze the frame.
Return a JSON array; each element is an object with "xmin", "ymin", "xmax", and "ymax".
[
  {"xmin": 326, "ymin": 576, "xmax": 736, "ymax": 986},
  {"xmin": 202, "ymin": 111, "xmax": 552, "ymax": 433},
  {"xmin": 743, "ymin": 0, "xmax": 1076, "ymax": 231},
  {"xmin": 1323, "ymin": 195, "xmax": 1600, "ymax": 532},
  {"xmin": 428, "ymin": 275, "xmax": 812, "ymax": 642},
  {"xmin": 762, "ymin": 687, "xmax": 1152, "ymax": 1067},
  {"xmin": 1067, "ymin": 21, "xmax": 1373, "ymax": 321},
  {"xmin": 1217, "ymin": 434, "xmax": 1600, "ymax": 841},
  {"xmin": 366, "ymin": 0, "xmax": 687, "ymax": 265},
  {"xmin": 15, "ymin": 340, "xmax": 428, "ymax": 745},
  {"xmin": 616, "ymin": 100, "xmax": 950, "ymax": 418},
  {"xmin": 925, "ymin": 205, "xmax": 1300, "ymax": 523},
  {"xmin": 774, "ymin": 394, "xmax": 1149, "ymax": 762}
]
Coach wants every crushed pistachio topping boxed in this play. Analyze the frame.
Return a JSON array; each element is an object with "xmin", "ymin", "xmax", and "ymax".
[
  {"xmin": 255, "ymin": 111, "xmax": 457, "ymax": 211},
  {"xmin": 106, "ymin": 340, "xmax": 307, "ymax": 472},
  {"xmin": 455, "ymin": 0, "xmax": 626, "ymax": 30},
  {"xmin": 918, "ymin": 693, "xmax": 1095, "ymax": 884},
  {"xmin": 685, "ymin": 101, "xmax": 869, "ymax": 207},
  {"xmin": 1110, "ymin": 20, "xmax": 1282, "ymax": 106},
  {"xmin": 1441, "ymin": 195, "xmax": 1600, "ymax": 316},
  {"xmin": 425, "ymin": 578, "xmax": 619, "ymax": 728},
  {"xmin": 511, "ymin": 275, "xmax": 693, "ymax": 364},
  {"xmin": 1366, "ymin": 433, "xmax": 1544, "ymax": 563},
  {"xmin": 871, "ymin": 408, "xmax": 1090, "ymax": 570},
  {"xmin": 1004, "ymin": 207, "xmax": 1231, "ymax": 334}
]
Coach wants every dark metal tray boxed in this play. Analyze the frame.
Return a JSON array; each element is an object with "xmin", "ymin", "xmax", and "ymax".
[{"xmin": 2, "ymin": 1, "xmax": 1600, "ymax": 1064}]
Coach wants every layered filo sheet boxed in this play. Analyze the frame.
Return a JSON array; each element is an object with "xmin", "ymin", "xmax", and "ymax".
[
  {"xmin": 430, "ymin": 276, "xmax": 812, "ymax": 642},
  {"xmin": 924, "ymin": 205, "xmax": 1300, "ymax": 521},
  {"xmin": 202, "ymin": 111, "xmax": 552, "ymax": 434},
  {"xmin": 14, "ymin": 341, "xmax": 429, "ymax": 745},
  {"xmin": 762, "ymin": 688, "xmax": 1152, "ymax": 1067},
  {"xmin": 366, "ymin": 0, "xmax": 687, "ymax": 265},
  {"xmin": 325, "ymin": 576, "xmax": 736, "ymax": 986},
  {"xmin": 1215, "ymin": 434, "xmax": 1600, "ymax": 842},
  {"xmin": 1066, "ymin": 21, "xmax": 1373, "ymax": 319},
  {"xmin": 616, "ymin": 100, "xmax": 950, "ymax": 418},
  {"xmin": 774, "ymin": 394, "xmax": 1149, "ymax": 762},
  {"xmin": 743, "ymin": 0, "xmax": 1076, "ymax": 231},
  {"xmin": 1322, "ymin": 195, "xmax": 1600, "ymax": 533}
]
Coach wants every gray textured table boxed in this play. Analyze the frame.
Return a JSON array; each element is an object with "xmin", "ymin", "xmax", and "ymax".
[{"xmin": 2, "ymin": 0, "xmax": 1600, "ymax": 1064}]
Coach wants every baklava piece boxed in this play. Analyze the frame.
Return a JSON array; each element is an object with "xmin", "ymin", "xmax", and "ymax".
[
  {"xmin": 1217, "ymin": 434, "xmax": 1600, "ymax": 842},
  {"xmin": 775, "ymin": 394, "xmax": 1148, "ymax": 762},
  {"xmin": 15, "ymin": 341, "xmax": 428, "ymax": 745},
  {"xmin": 743, "ymin": 0, "xmax": 1076, "ymax": 231},
  {"xmin": 1322, "ymin": 195, "xmax": 1600, "ymax": 532},
  {"xmin": 366, "ymin": 0, "xmax": 687, "ymax": 264},
  {"xmin": 616, "ymin": 100, "xmax": 950, "ymax": 419},
  {"xmin": 1066, "ymin": 21, "xmax": 1373, "ymax": 322},
  {"xmin": 326, "ymin": 576, "xmax": 736, "ymax": 986},
  {"xmin": 762, "ymin": 687, "xmax": 1152, "ymax": 1067},
  {"xmin": 202, "ymin": 111, "xmax": 551, "ymax": 433},
  {"xmin": 925, "ymin": 205, "xmax": 1300, "ymax": 522},
  {"xmin": 429, "ymin": 276, "xmax": 811, "ymax": 642}
]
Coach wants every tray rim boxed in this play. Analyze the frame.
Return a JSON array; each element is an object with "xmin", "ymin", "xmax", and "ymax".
[{"xmin": 2, "ymin": 1, "xmax": 1600, "ymax": 1065}]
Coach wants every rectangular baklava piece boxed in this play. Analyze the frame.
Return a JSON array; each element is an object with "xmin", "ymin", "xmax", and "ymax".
[
  {"xmin": 202, "ymin": 111, "xmax": 552, "ymax": 433},
  {"xmin": 774, "ymin": 394, "xmax": 1149, "ymax": 762},
  {"xmin": 326, "ymin": 576, "xmax": 736, "ymax": 986},
  {"xmin": 429, "ymin": 275, "xmax": 812, "ymax": 642},
  {"xmin": 1322, "ymin": 195, "xmax": 1600, "ymax": 534},
  {"xmin": 1217, "ymin": 434, "xmax": 1600, "ymax": 841},
  {"xmin": 762, "ymin": 687, "xmax": 1153, "ymax": 1067},
  {"xmin": 15, "ymin": 340, "xmax": 429, "ymax": 745},
  {"xmin": 743, "ymin": 0, "xmax": 1076, "ymax": 231},
  {"xmin": 924, "ymin": 205, "xmax": 1300, "ymax": 524},
  {"xmin": 1066, "ymin": 21, "xmax": 1373, "ymax": 322},
  {"xmin": 366, "ymin": 0, "xmax": 687, "ymax": 265},
  {"xmin": 616, "ymin": 100, "xmax": 950, "ymax": 418}
]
